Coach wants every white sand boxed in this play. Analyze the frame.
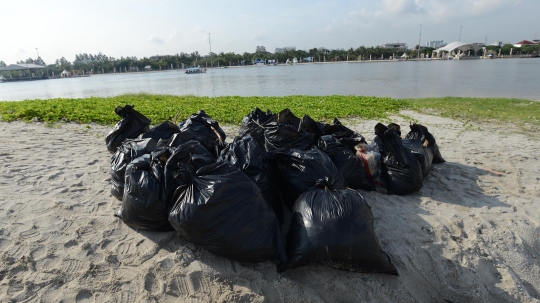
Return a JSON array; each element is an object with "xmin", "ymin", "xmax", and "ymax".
[{"xmin": 0, "ymin": 112, "xmax": 539, "ymax": 303}]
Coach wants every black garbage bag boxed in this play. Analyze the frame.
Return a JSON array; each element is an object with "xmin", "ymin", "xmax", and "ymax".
[
  {"xmin": 300, "ymin": 115, "xmax": 326, "ymax": 140},
  {"xmin": 405, "ymin": 123, "xmax": 445, "ymax": 163},
  {"xmin": 277, "ymin": 108, "xmax": 301, "ymax": 129},
  {"xmin": 161, "ymin": 141, "xmax": 216, "ymax": 205},
  {"xmin": 115, "ymin": 153, "xmax": 173, "ymax": 231},
  {"xmin": 238, "ymin": 108, "xmax": 277, "ymax": 147},
  {"xmin": 324, "ymin": 118, "xmax": 367, "ymax": 148},
  {"xmin": 286, "ymin": 178, "xmax": 398, "ymax": 275},
  {"xmin": 178, "ymin": 110, "xmax": 227, "ymax": 158},
  {"xmin": 168, "ymin": 162, "xmax": 287, "ymax": 270},
  {"xmin": 218, "ymin": 135, "xmax": 283, "ymax": 223},
  {"xmin": 139, "ymin": 121, "xmax": 179, "ymax": 142},
  {"xmin": 401, "ymin": 139, "xmax": 433, "ymax": 178},
  {"xmin": 105, "ymin": 105, "xmax": 151, "ymax": 153},
  {"xmin": 273, "ymin": 148, "xmax": 345, "ymax": 210},
  {"xmin": 157, "ymin": 131, "xmax": 198, "ymax": 148},
  {"xmin": 109, "ymin": 138, "xmax": 158, "ymax": 200},
  {"xmin": 264, "ymin": 108, "xmax": 316, "ymax": 152},
  {"xmin": 374, "ymin": 123, "xmax": 423, "ymax": 195},
  {"xmin": 318, "ymin": 135, "xmax": 374, "ymax": 190},
  {"xmin": 264, "ymin": 122, "xmax": 315, "ymax": 152}
]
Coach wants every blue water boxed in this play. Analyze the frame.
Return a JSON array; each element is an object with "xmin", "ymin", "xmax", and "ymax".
[{"xmin": 1, "ymin": 59, "xmax": 539, "ymax": 101}]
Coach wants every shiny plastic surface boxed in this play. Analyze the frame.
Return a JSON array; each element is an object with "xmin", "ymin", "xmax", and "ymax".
[
  {"xmin": 168, "ymin": 162, "xmax": 287, "ymax": 268},
  {"xmin": 218, "ymin": 134, "xmax": 283, "ymax": 224},
  {"xmin": 109, "ymin": 138, "xmax": 157, "ymax": 200},
  {"xmin": 318, "ymin": 135, "xmax": 374, "ymax": 190},
  {"xmin": 105, "ymin": 105, "xmax": 151, "ymax": 153},
  {"xmin": 287, "ymin": 182, "xmax": 398, "ymax": 275},
  {"xmin": 374, "ymin": 123, "xmax": 423, "ymax": 195},
  {"xmin": 274, "ymin": 148, "xmax": 345, "ymax": 209}
]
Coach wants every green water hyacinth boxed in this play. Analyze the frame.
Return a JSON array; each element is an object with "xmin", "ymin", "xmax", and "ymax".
[{"xmin": 0, "ymin": 94, "xmax": 405, "ymax": 125}]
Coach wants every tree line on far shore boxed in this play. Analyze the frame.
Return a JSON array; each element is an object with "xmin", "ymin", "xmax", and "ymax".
[{"xmin": 1, "ymin": 43, "xmax": 538, "ymax": 77}]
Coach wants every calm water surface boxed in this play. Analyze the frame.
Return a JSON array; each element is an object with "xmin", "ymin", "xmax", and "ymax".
[{"xmin": 1, "ymin": 59, "xmax": 539, "ymax": 101}]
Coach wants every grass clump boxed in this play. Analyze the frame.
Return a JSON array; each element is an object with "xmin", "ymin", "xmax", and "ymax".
[
  {"xmin": 406, "ymin": 97, "xmax": 540, "ymax": 129},
  {"xmin": 0, "ymin": 94, "xmax": 406, "ymax": 125}
]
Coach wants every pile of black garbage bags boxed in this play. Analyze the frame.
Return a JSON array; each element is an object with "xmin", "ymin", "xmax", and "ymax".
[{"xmin": 106, "ymin": 105, "xmax": 445, "ymax": 275}]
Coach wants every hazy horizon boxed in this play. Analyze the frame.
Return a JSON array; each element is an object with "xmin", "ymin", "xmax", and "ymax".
[{"xmin": 1, "ymin": 0, "xmax": 538, "ymax": 65}]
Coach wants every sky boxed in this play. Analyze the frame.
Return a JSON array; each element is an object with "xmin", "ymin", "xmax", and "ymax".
[{"xmin": 1, "ymin": 0, "xmax": 538, "ymax": 65}]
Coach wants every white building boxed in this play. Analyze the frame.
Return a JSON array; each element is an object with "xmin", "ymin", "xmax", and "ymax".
[
  {"xmin": 379, "ymin": 43, "xmax": 408, "ymax": 49},
  {"xmin": 426, "ymin": 40, "xmax": 444, "ymax": 48},
  {"xmin": 275, "ymin": 46, "xmax": 296, "ymax": 53}
]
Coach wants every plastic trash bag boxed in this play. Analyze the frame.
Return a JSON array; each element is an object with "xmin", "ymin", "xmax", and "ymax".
[
  {"xmin": 139, "ymin": 121, "xmax": 179, "ymax": 142},
  {"xmin": 264, "ymin": 122, "xmax": 315, "ymax": 152},
  {"xmin": 109, "ymin": 138, "xmax": 158, "ymax": 200},
  {"xmin": 157, "ymin": 131, "xmax": 198, "ymax": 148},
  {"xmin": 218, "ymin": 134, "xmax": 283, "ymax": 223},
  {"xmin": 273, "ymin": 148, "xmax": 345, "ymax": 210},
  {"xmin": 374, "ymin": 123, "xmax": 423, "ymax": 195},
  {"xmin": 277, "ymin": 108, "xmax": 301, "ymax": 129},
  {"xmin": 401, "ymin": 139, "xmax": 433, "ymax": 178},
  {"xmin": 405, "ymin": 123, "xmax": 445, "ymax": 163},
  {"xmin": 300, "ymin": 114, "xmax": 326, "ymax": 140},
  {"xmin": 177, "ymin": 110, "xmax": 226, "ymax": 158},
  {"xmin": 286, "ymin": 178, "xmax": 399, "ymax": 275},
  {"xmin": 355, "ymin": 143, "xmax": 385, "ymax": 191},
  {"xmin": 264, "ymin": 108, "xmax": 316, "ymax": 152},
  {"xmin": 161, "ymin": 141, "xmax": 215, "ymax": 205},
  {"xmin": 105, "ymin": 105, "xmax": 151, "ymax": 153},
  {"xmin": 318, "ymin": 135, "xmax": 374, "ymax": 190},
  {"xmin": 168, "ymin": 162, "xmax": 287, "ymax": 270},
  {"xmin": 238, "ymin": 108, "xmax": 277, "ymax": 147},
  {"xmin": 116, "ymin": 154, "xmax": 173, "ymax": 231},
  {"xmin": 116, "ymin": 141, "xmax": 214, "ymax": 231}
]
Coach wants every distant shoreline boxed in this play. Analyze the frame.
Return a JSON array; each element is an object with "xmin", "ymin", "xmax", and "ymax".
[{"xmin": 82, "ymin": 56, "xmax": 537, "ymax": 75}]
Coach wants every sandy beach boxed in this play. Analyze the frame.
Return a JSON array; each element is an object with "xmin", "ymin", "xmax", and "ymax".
[{"xmin": 1, "ymin": 110, "xmax": 539, "ymax": 302}]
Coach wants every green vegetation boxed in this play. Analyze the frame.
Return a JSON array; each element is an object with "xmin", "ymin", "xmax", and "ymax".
[
  {"xmin": 0, "ymin": 95, "xmax": 538, "ymax": 130},
  {"xmin": 1, "ymin": 45, "xmax": 432, "ymax": 78},
  {"xmin": 0, "ymin": 94, "xmax": 406, "ymax": 125},
  {"xmin": 406, "ymin": 97, "xmax": 540, "ymax": 128}
]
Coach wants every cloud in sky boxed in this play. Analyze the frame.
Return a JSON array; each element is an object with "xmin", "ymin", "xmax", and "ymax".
[
  {"xmin": 375, "ymin": 0, "xmax": 520, "ymax": 21},
  {"xmin": 252, "ymin": 31, "xmax": 267, "ymax": 41},
  {"xmin": 148, "ymin": 35, "xmax": 164, "ymax": 44},
  {"xmin": 169, "ymin": 30, "xmax": 179, "ymax": 40},
  {"xmin": 380, "ymin": 0, "xmax": 422, "ymax": 15},
  {"xmin": 0, "ymin": 0, "xmax": 536, "ymax": 64}
]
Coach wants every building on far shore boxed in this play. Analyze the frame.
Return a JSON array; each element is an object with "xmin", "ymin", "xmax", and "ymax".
[
  {"xmin": 514, "ymin": 40, "xmax": 537, "ymax": 47},
  {"xmin": 426, "ymin": 40, "xmax": 445, "ymax": 48},
  {"xmin": 379, "ymin": 42, "xmax": 408, "ymax": 49},
  {"xmin": 275, "ymin": 46, "xmax": 296, "ymax": 53},
  {"xmin": 256, "ymin": 46, "xmax": 267, "ymax": 53}
]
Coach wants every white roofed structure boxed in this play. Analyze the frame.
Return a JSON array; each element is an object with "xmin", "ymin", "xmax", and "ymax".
[
  {"xmin": 433, "ymin": 41, "xmax": 483, "ymax": 53},
  {"xmin": 432, "ymin": 41, "xmax": 483, "ymax": 58},
  {"xmin": 0, "ymin": 63, "xmax": 47, "ymax": 71}
]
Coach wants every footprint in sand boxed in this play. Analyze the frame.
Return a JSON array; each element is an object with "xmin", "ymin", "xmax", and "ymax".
[{"xmin": 75, "ymin": 290, "xmax": 93, "ymax": 302}]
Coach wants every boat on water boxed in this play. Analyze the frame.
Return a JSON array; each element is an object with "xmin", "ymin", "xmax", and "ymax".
[
  {"xmin": 285, "ymin": 58, "xmax": 299, "ymax": 65},
  {"xmin": 185, "ymin": 67, "xmax": 206, "ymax": 74},
  {"xmin": 253, "ymin": 59, "xmax": 265, "ymax": 66}
]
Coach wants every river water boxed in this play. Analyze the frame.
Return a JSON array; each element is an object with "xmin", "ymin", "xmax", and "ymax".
[{"xmin": 1, "ymin": 59, "xmax": 539, "ymax": 101}]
